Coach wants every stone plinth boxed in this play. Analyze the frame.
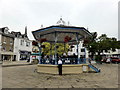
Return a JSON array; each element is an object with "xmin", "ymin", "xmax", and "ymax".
[{"xmin": 37, "ymin": 64, "xmax": 90, "ymax": 74}]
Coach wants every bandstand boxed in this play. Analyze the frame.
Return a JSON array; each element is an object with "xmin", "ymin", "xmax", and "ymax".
[{"xmin": 32, "ymin": 18, "xmax": 93, "ymax": 74}]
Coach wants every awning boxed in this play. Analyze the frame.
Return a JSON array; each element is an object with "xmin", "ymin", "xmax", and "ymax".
[{"xmin": 31, "ymin": 53, "xmax": 41, "ymax": 56}]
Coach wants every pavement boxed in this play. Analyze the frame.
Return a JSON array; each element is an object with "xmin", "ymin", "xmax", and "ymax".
[
  {"xmin": 2, "ymin": 61, "xmax": 33, "ymax": 67},
  {"xmin": 2, "ymin": 63, "xmax": 119, "ymax": 88}
]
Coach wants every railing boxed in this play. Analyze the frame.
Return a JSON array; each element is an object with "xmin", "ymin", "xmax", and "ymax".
[{"xmin": 40, "ymin": 58, "xmax": 86, "ymax": 64}]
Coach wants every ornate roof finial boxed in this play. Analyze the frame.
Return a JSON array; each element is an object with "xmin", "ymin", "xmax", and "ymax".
[
  {"xmin": 56, "ymin": 17, "xmax": 66, "ymax": 25},
  {"xmin": 41, "ymin": 24, "xmax": 43, "ymax": 28}
]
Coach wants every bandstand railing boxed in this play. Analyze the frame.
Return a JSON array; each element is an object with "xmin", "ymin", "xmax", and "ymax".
[{"xmin": 40, "ymin": 57, "xmax": 86, "ymax": 65}]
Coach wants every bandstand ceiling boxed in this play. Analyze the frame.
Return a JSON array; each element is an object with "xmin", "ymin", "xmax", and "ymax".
[{"xmin": 32, "ymin": 25, "xmax": 92, "ymax": 43}]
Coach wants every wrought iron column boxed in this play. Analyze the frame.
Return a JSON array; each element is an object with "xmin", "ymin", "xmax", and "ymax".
[
  {"xmin": 54, "ymin": 32, "xmax": 57, "ymax": 65},
  {"xmin": 84, "ymin": 48, "xmax": 86, "ymax": 63},
  {"xmin": 38, "ymin": 35, "xmax": 42, "ymax": 64},
  {"xmin": 50, "ymin": 43, "xmax": 52, "ymax": 64},
  {"xmin": 38, "ymin": 42, "xmax": 42, "ymax": 64},
  {"xmin": 76, "ymin": 33, "xmax": 80, "ymax": 64}
]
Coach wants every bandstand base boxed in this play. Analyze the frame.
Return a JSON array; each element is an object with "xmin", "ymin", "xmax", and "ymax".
[{"xmin": 37, "ymin": 64, "xmax": 90, "ymax": 74}]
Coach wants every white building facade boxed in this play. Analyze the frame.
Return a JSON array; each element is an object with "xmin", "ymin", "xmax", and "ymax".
[
  {"xmin": 69, "ymin": 40, "xmax": 89, "ymax": 59},
  {"xmin": 14, "ymin": 37, "xmax": 32, "ymax": 61},
  {"xmin": 12, "ymin": 27, "xmax": 32, "ymax": 61}
]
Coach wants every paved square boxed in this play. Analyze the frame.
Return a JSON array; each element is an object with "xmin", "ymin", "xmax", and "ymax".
[{"xmin": 2, "ymin": 64, "xmax": 119, "ymax": 88}]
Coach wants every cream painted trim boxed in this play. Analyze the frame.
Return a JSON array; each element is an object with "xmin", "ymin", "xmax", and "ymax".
[{"xmin": 0, "ymin": 51, "xmax": 15, "ymax": 55}]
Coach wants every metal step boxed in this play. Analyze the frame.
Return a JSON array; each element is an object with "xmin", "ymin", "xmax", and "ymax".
[{"xmin": 88, "ymin": 64, "xmax": 100, "ymax": 73}]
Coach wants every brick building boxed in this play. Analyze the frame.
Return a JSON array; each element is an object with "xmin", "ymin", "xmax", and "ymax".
[{"xmin": 0, "ymin": 27, "xmax": 15, "ymax": 61}]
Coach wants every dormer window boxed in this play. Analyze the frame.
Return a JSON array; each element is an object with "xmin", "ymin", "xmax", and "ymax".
[{"xmin": 4, "ymin": 27, "xmax": 9, "ymax": 34}]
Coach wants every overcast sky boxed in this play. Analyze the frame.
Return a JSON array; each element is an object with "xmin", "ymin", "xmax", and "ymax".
[{"xmin": 0, "ymin": 0, "xmax": 119, "ymax": 40}]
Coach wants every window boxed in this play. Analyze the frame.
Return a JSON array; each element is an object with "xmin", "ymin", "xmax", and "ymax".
[
  {"xmin": 81, "ymin": 48, "xmax": 85, "ymax": 52},
  {"xmin": 20, "ymin": 40, "xmax": 24, "ymax": 45},
  {"xmin": 3, "ymin": 37, "xmax": 6, "ymax": 44},
  {"xmin": 26, "ymin": 42, "xmax": 30, "ymax": 47},
  {"xmin": 10, "ymin": 39, "xmax": 13, "ymax": 45},
  {"xmin": 4, "ymin": 27, "xmax": 9, "ymax": 34},
  {"xmin": 9, "ymin": 47, "xmax": 13, "ymax": 52}
]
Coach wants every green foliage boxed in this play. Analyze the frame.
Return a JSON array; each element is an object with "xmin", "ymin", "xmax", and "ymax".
[
  {"xmin": 41, "ymin": 42, "xmax": 69, "ymax": 55},
  {"xmin": 85, "ymin": 33, "xmax": 119, "ymax": 59},
  {"xmin": 95, "ymin": 55, "xmax": 102, "ymax": 61}
]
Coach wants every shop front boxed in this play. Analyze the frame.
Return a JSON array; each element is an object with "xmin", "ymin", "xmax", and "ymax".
[
  {"xmin": 0, "ymin": 52, "xmax": 16, "ymax": 61},
  {"xmin": 19, "ymin": 51, "xmax": 31, "ymax": 61}
]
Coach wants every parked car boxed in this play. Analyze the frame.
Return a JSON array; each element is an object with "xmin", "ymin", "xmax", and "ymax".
[
  {"xmin": 101, "ymin": 57, "xmax": 120, "ymax": 64},
  {"xmin": 106, "ymin": 58, "xmax": 111, "ymax": 63},
  {"xmin": 101, "ymin": 57, "xmax": 111, "ymax": 63},
  {"xmin": 101, "ymin": 58, "xmax": 107, "ymax": 63},
  {"xmin": 111, "ymin": 57, "xmax": 120, "ymax": 64}
]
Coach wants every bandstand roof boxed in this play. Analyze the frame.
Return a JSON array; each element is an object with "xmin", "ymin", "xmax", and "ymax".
[{"xmin": 32, "ymin": 25, "xmax": 92, "ymax": 43}]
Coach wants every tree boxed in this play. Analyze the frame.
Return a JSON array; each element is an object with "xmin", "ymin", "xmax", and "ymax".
[
  {"xmin": 84, "ymin": 32, "xmax": 98, "ymax": 58},
  {"xmin": 85, "ymin": 33, "xmax": 120, "ymax": 61}
]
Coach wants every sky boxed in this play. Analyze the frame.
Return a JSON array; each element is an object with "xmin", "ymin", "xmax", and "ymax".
[{"xmin": 0, "ymin": 0, "xmax": 119, "ymax": 40}]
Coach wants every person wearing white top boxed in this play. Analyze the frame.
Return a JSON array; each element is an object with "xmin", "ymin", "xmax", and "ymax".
[
  {"xmin": 58, "ymin": 59, "xmax": 62, "ymax": 75},
  {"xmin": 58, "ymin": 59, "xmax": 62, "ymax": 64}
]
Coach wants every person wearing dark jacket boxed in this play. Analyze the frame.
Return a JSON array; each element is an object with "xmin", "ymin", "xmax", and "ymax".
[{"xmin": 58, "ymin": 58, "xmax": 62, "ymax": 75}]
